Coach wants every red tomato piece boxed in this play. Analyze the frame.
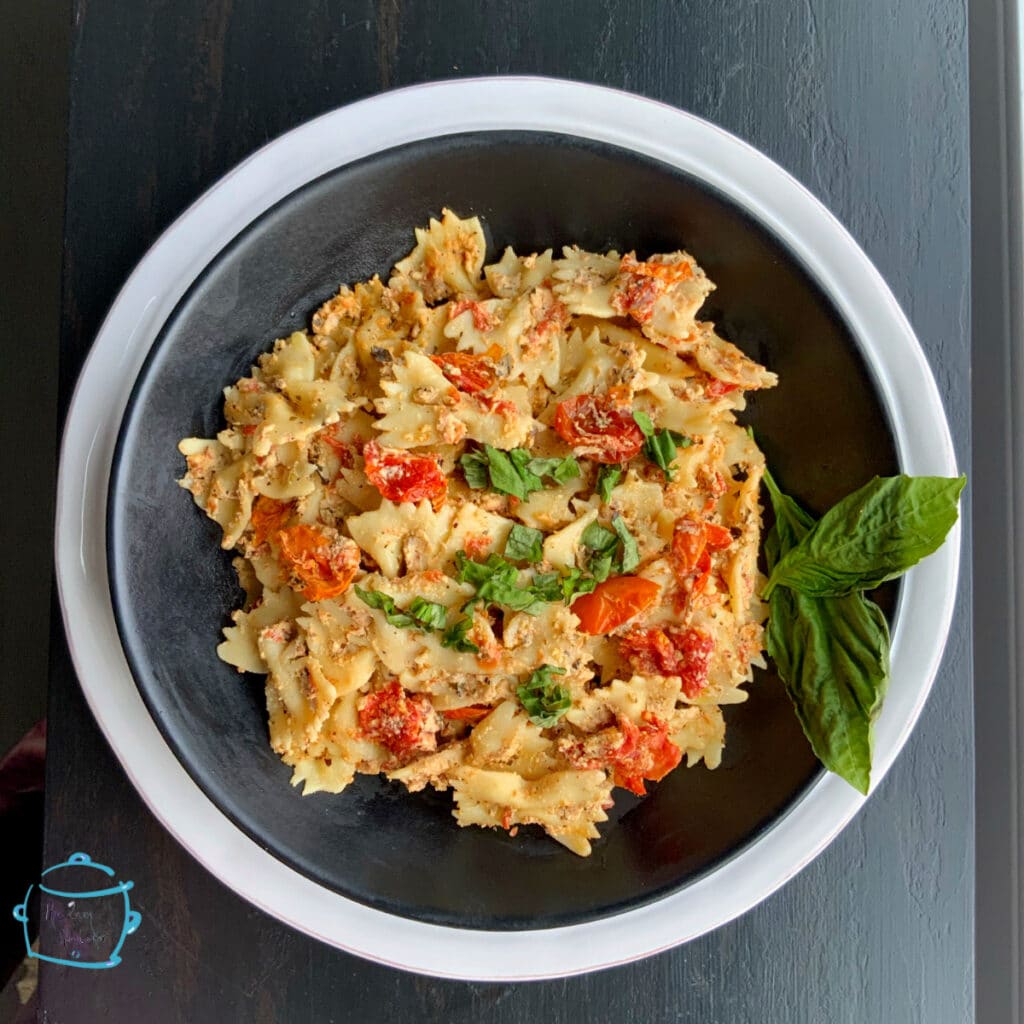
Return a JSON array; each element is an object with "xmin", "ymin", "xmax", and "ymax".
[
  {"xmin": 611, "ymin": 253, "xmax": 694, "ymax": 324},
  {"xmin": 441, "ymin": 704, "xmax": 492, "ymax": 722},
  {"xmin": 249, "ymin": 496, "xmax": 294, "ymax": 548},
  {"xmin": 704, "ymin": 378, "xmax": 740, "ymax": 399},
  {"xmin": 553, "ymin": 393, "xmax": 645, "ymax": 464},
  {"xmin": 448, "ymin": 299, "xmax": 497, "ymax": 332},
  {"xmin": 670, "ymin": 515, "xmax": 732, "ymax": 596},
  {"xmin": 429, "ymin": 351, "xmax": 498, "ymax": 394},
  {"xmin": 320, "ymin": 423, "xmax": 355, "ymax": 468},
  {"xmin": 620, "ymin": 626, "xmax": 715, "ymax": 698},
  {"xmin": 571, "ymin": 576, "xmax": 661, "ymax": 635},
  {"xmin": 607, "ymin": 713, "xmax": 683, "ymax": 795},
  {"xmin": 670, "ymin": 515, "xmax": 706, "ymax": 574},
  {"xmin": 358, "ymin": 680, "xmax": 439, "ymax": 756},
  {"xmin": 275, "ymin": 523, "xmax": 359, "ymax": 601},
  {"xmin": 363, "ymin": 440, "xmax": 448, "ymax": 510},
  {"xmin": 703, "ymin": 522, "xmax": 733, "ymax": 549}
]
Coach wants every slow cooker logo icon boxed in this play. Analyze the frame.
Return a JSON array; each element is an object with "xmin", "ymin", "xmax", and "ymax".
[{"xmin": 12, "ymin": 852, "xmax": 142, "ymax": 969}]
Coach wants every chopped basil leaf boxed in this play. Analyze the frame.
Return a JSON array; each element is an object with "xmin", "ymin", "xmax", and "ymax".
[
  {"xmin": 460, "ymin": 445, "xmax": 582, "ymax": 499},
  {"xmin": 587, "ymin": 552, "xmax": 614, "ymax": 583},
  {"xmin": 486, "ymin": 445, "xmax": 534, "ymax": 499},
  {"xmin": 440, "ymin": 616, "xmax": 480, "ymax": 653},
  {"xmin": 504, "ymin": 523, "xmax": 545, "ymax": 563},
  {"xmin": 528, "ymin": 571, "xmax": 563, "ymax": 603},
  {"xmin": 581, "ymin": 517, "xmax": 638, "ymax": 577},
  {"xmin": 611, "ymin": 515, "xmax": 640, "ymax": 573},
  {"xmin": 642, "ymin": 428, "xmax": 691, "ymax": 481},
  {"xmin": 528, "ymin": 455, "xmax": 581, "ymax": 485},
  {"xmin": 455, "ymin": 551, "xmax": 505, "ymax": 587},
  {"xmin": 355, "ymin": 587, "xmax": 446, "ymax": 631},
  {"xmin": 456, "ymin": 551, "xmax": 546, "ymax": 614},
  {"xmin": 596, "ymin": 464, "xmax": 622, "ymax": 502},
  {"xmin": 407, "ymin": 597, "xmax": 449, "ymax": 630},
  {"xmin": 456, "ymin": 551, "xmax": 596, "ymax": 615},
  {"xmin": 561, "ymin": 568, "xmax": 597, "ymax": 604},
  {"xmin": 459, "ymin": 450, "xmax": 491, "ymax": 489},
  {"xmin": 516, "ymin": 665, "xmax": 572, "ymax": 727},
  {"xmin": 581, "ymin": 521, "xmax": 618, "ymax": 554},
  {"xmin": 632, "ymin": 410, "xmax": 655, "ymax": 437}
]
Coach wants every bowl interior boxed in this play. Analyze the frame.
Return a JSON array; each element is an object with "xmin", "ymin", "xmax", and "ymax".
[{"xmin": 107, "ymin": 131, "xmax": 898, "ymax": 929}]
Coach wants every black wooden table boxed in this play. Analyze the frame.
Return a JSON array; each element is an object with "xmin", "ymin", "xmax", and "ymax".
[{"xmin": 41, "ymin": 3, "xmax": 973, "ymax": 1021}]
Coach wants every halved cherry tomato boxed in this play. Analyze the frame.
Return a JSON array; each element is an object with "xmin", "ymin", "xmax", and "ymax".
[
  {"xmin": 275, "ymin": 523, "xmax": 359, "ymax": 601},
  {"xmin": 429, "ymin": 351, "xmax": 498, "ymax": 394},
  {"xmin": 358, "ymin": 680, "xmax": 439, "ymax": 756},
  {"xmin": 571, "ymin": 576, "xmax": 660, "ymax": 635},
  {"xmin": 670, "ymin": 515, "xmax": 732, "ymax": 595},
  {"xmin": 607, "ymin": 712, "xmax": 682, "ymax": 795},
  {"xmin": 620, "ymin": 626, "xmax": 715, "ymax": 698},
  {"xmin": 441, "ymin": 704, "xmax": 492, "ymax": 722},
  {"xmin": 249, "ymin": 496, "xmax": 294, "ymax": 548},
  {"xmin": 553, "ymin": 393, "xmax": 645, "ymax": 463},
  {"xmin": 363, "ymin": 440, "xmax": 448, "ymax": 509}
]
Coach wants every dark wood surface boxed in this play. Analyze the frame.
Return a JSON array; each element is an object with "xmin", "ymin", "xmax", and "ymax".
[{"xmin": 42, "ymin": 2, "xmax": 973, "ymax": 1021}]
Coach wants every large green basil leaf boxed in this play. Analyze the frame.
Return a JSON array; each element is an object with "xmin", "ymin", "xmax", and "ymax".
[{"xmin": 765, "ymin": 474, "xmax": 965, "ymax": 597}]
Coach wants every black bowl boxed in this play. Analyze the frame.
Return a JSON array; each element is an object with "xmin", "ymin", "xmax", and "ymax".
[{"xmin": 107, "ymin": 131, "xmax": 898, "ymax": 929}]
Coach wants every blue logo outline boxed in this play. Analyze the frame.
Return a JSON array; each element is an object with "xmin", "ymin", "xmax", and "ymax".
[{"xmin": 12, "ymin": 852, "xmax": 141, "ymax": 969}]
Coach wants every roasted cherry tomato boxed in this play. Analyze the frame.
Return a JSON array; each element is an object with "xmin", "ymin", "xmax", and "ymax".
[
  {"xmin": 611, "ymin": 253, "xmax": 694, "ymax": 324},
  {"xmin": 703, "ymin": 522, "xmax": 733, "ymax": 549},
  {"xmin": 249, "ymin": 496, "xmax": 294, "ymax": 548},
  {"xmin": 429, "ymin": 351, "xmax": 498, "ymax": 394},
  {"xmin": 620, "ymin": 626, "xmax": 715, "ymax": 698},
  {"xmin": 441, "ymin": 704, "xmax": 492, "ymax": 722},
  {"xmin": 553, "ymin": 393, "xmax": 645, "ymax": 463},
  {"xmin": 607, "ymin": 713, "xmax": 682, "ymax": 795},
  {"xmin": 274, "ymin": 523, "xmax": 359, "ymax": 601},
  {"xmin": 670, "ymin": 515, "xmax": 706, "ymax": 574},
  {"xmin": 670, "ymin": 515, "xmax": 732, "ymax": 596},
  {"xmin": 571, "ymin": 576, "xmax": 660, "ymax": 635},
  {"xmin": 358, "ymin": 680, "xmax": 439, "ymax": 756},
  {"xmin": 363, "ymin": 440, "xmax": 448, "ymax": 509}
]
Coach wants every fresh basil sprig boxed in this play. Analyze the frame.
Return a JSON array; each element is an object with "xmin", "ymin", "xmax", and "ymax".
[
  {"xmin": 763, "ymin": 474, "xmax": 966, "ymax": 598},
  {"xmin": 516, "ymin": 664, "xmax": 572, "ymax": 726},
  {"xmin": 459, "ymin": 445, "xmax": 580, "ymax": 500},
  {"xmin": 633, "ymin": 410, "xmax": 692, "ymax": 481},
  {"xmin": 762, "ymin": 467, "xmax": 963, "ymax": 794}
]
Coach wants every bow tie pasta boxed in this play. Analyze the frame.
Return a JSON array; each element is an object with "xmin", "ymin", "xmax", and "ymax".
[{"xmin": 178, "ymin": 209, "xmax": 777, "ymax": 856}]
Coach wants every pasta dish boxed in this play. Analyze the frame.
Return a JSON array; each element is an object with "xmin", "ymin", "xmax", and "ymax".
[{"xmin": 178, "ymin": 210, "xmax": 777, "ymax": 855}]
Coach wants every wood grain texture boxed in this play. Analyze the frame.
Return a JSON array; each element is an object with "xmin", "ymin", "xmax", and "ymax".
[{"xmin": 44, "ymin": 1, "xmax": 973, "ymax": 1021}]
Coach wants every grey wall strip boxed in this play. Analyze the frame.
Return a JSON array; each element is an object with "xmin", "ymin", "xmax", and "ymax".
[{"xmin": 970, "ymin": 0, "xmax": 1023, "ymax": 1020}]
